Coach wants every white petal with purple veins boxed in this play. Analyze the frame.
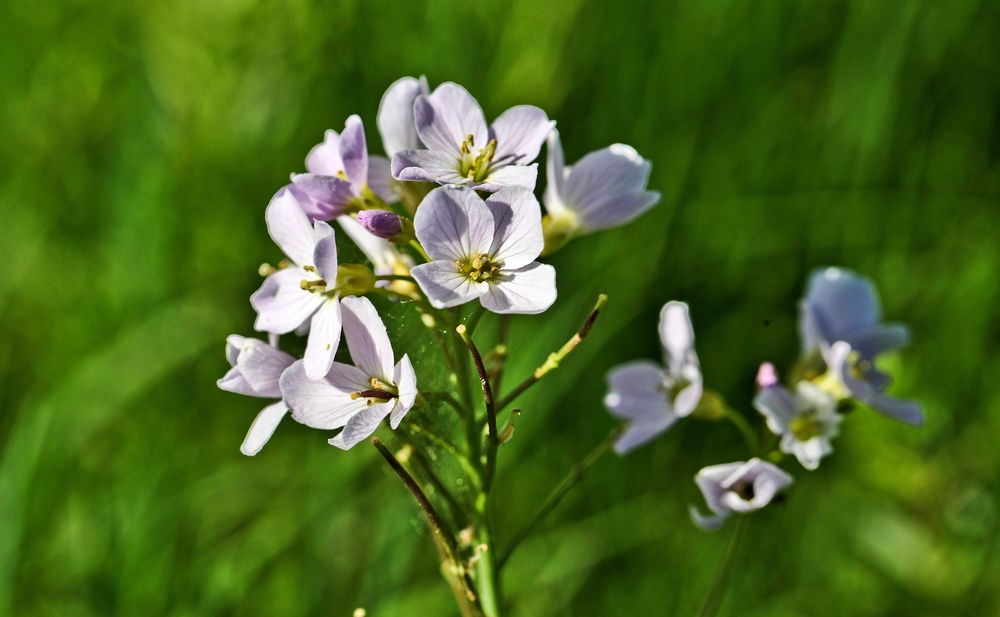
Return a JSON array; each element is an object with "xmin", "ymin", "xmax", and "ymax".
[
  {"xmin": 305, "ymin": 129, "xmax": 344, "ymax": 176},
  {"xmin": 304, "ymin": 298, "xmax": 342, "ymax": 380},
  {"xmin": 489, "ymin": 105, "xmax": 554, "ymax": 164},
  {"xmin": 339, "ymin": 114, "xmax": 368, "ymax": 192},
  {"xmin": 240, "ymin": 402, "xmax": 288, "ymax": 456},
  {"xmin": 480, "ymin": 262, "xmax": 556, "ymax": 314},
  {"xmin": 391, "ymin": 354, "xmax": 418, "ymax": 429},
  {"xmin": 328, "ymin": 402, "xmax": 393, "ymax": 450},
  {"xmin": 378, "ymin": 76, "xmax": 429, "ymax": 156},
  {"xmin": 414, "ymin": 82, "xmax": 488, "ymax": 154},
  {"xmin": 413, "ymin": 187, "xmax": 494, "ymax": 261},
  {"xmin": 391, "ymin": 149, "xmax": 465, "ymax": 185},
  {"xmin": 252, "ymin": 268, "xmax": 325, "ymax": 334},
  {"xmin": 486, "ymin": 187, "xmax": 544, "ymax": 268},
  {"xmin": 475, "ymin": 164, "xmax": 538, "ymax": 192},
  {"xmin": 411, "ymin": 261, "xmax": 487, "ymax": 309},
  {"xmin": 340, "ymin": 296, "xmax": 394, "ymax": 381},
  {"xmin": 280, "ymin": 361, "xmax": 369, "ymax": 429},
  {"xmin": 265, "ymin": 189, "xmax": 316, "ymax": 267}
]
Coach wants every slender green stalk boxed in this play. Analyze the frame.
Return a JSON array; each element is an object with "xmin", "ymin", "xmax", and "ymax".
[
  {"xmin": 406, "ymin": 422, "xmax": 481, "ymax": 489},
  {"xmin": 497, "ymin": 429, "xmax": 620, "ymax": 568},
  {"xmin": 493, "ymin": 315, "xmax": 512, "ymax": 393},
  {"xmin": 465, "ymin": 304, "xmax": 487, "ymax": 336},
  {"xmin": 457, "ymin": 324, "xmax": 499, "ymax": 492},
  {"xmin": 723, "ymin": 408, "xmax": 760, "ymax": 453},
  {"xmin": 696, "ymin": 514, "xmax": 751, "ymax": 617},
  {"xmin": 374, "ymin": 274, "xmax": 417, "ymax": 283},
  {"xmin": 496, "ymin": 294, "xmax": 607, "ymax": 412}
]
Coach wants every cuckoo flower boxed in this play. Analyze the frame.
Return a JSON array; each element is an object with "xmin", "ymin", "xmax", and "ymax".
[
  {"xmin": 391, "ymin": 82, "xmax": 554, "ymax": 192},
  {"xmin": 410, "ymin": 186, "xmax": 557, "ymax": 314},
  {"xmin": 217, "ymin": 335, "xmax": 295, "ymax": 456},
  {"xmin": 279, "ymin": 296, "xmax": 418, "ymax": 450},
  {"xmin": 378, "ymin": 76, "xmax": 430, "ymax": 157},
  {"xmin": 690, "ymin": 458, "xmax": 794, "ymax": 531},
  {"xmin": 251, "ymin": 189, "xmax": 343, "ymax": 380},
  {"xmin": 800, "ymin": 267, "xmax": 922, "ymax": 425},
  {"xmin": 542, "ymin": 130, "xmax": 660, "ymax": 252},
  {"xmin": 289, "ymin": 115, "xmax": 393, "ymax": 220},
  {"xmin": 604, "ymin": 301, "xmax": 703, "ymax": 454},
  {"xmin": 754, "ymin": 381, "xmax": 842, "ymax": 470}
]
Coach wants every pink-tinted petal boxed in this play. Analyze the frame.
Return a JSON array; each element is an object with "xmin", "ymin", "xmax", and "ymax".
[
  {"xmin": 414, "ymin": 82, "xmax": 488, "ymax": 154},
  {"xmin": 251, "ymin": 268, "xmax": 324, "ymax": 334},
  {"xmin": 378, "ymin": 76, "xmax": 429, "ymax": 156},
  {"xmin": 289, "ymin": 174, "xmax": 355, "ymax": 221},
  {"xmin": 265, "ymin": 189, "xmax": 316, "ymax": 266},
  {"xmin": 480, "ymin": 262, "xmax": 556, "ymax": 314},
  {"xmin": 328, "ymin": 402, "xmax": 393, "ymax": 450},
  {"xmin": 391, "ymin": 149, "xmax": 464, "ymax": 185},
  {"xmin": 489, "ymin": 105, "xmax": 554, "ymax": 164},
  {"xmin": 413, "ymin": 187, "xmax": 494, "ymax": 261},
  {"xmin": 312, "ymin": 220, "xmax": 338, "ymax": 282},
  {"xmin": 339, "ymin": 114, "xmax": 368, "ymax": 192},
  {"xmin": 280, "ymin": 361, "xmax": 368, "ymax": 429},
  {"xmin": 474, "ymin": 164, "xmax": 538, "ymax": 192},
  {"xmin": 340, "ymin": 296, "xmax": 394, "ymax": 380},
  {"xmin": 485, "ymin": 187, "xmax": 544, "ymax": 268},
  {"xmin": 304, "ymin": 299, "xmax": 342, "ymax": 380},
  {"xmin": 411, "ymin": 261, "xmax": 486, "ymax": 309},
  {"xmin": 390, "ymin": 354, "xmax": 417, "ymax": 429},
  {"xmin": 305, "ymin": 129, "xmax": 344, "ymax": 176},
  {"xmin": 240, "ymin": 402, "xmax": 288, "ymax": 456}
]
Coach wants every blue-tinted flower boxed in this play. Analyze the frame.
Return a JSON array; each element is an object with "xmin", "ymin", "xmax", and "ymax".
[
  {"xmin": 391, "ymin": 82, "xmax": 554, "ymax": 192},
  {"xmin": 409, "ymin": 186, "xmax": 557, "ymax": 314},
  {"xmin": 288, "ymin": 115, "xmax": 394, "ymax": 220},
  {"xmin": 251, "ymin": 189, "xmax": 343, "ymax": 380},
  {"xmin": 217, "ymin": 335, "xmax": 295, "ymax": 456},
  {"xmin": 800, "ymin": 267, "xmax": 923, "ymax": 425},
  {"xmin": 754, "ymin": 381, "xmax": 841, "ymax": 470},
  {"xmin": 279, "ymin": 296, "xmax": 418, "ymax": 450},
  {"xmin": 542, "ymin": 130, "xmax": 659, "ymax": 252},
  {"xmin": 690, "ymin": 458, "xmax": 793, "ymax": 530},
  {"xmin": 604, "ymin": 301, "xmax": 702, "ymax": 454}
]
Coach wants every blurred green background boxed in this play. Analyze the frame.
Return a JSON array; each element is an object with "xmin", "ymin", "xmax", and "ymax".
[{"xmin": 2, "ymin": 0, "xmax": 999, "ymax": 615}]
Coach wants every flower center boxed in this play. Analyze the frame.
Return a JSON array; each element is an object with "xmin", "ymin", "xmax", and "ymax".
[
  {"xmin": 457, "ymin": 134, "xmax": 497, "ymax": 183},
  {"xmin": 790, "ymin": 412, "xmax": 823, "ymax": 441},
  {"xmin": 731, "ymin": 480, "xmax": 755, "ymax": 501},
  {"xmin": 457, "ymin": 252, "xmax": 502, "ymax": 283},
  {"xmin": 351, "ymin": 377, "xmax": 399, "ymax": 407},
  {"xmin": 299, "ymin": 265, "xmax": 331, "ymax": 294}
]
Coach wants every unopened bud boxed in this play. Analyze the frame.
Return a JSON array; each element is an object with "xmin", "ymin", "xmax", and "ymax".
[
  {"xmin": 357, "ymin": 210, "xmax": 414, "ymax": 243},
  {"xmin": 756, "ymin": 362, "xmax": 779, "ymax": 389}
]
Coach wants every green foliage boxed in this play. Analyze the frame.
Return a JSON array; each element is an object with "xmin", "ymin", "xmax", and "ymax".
[{"xmin": 1, "ymin": 0, "xmax": 998, "ymax": 615}]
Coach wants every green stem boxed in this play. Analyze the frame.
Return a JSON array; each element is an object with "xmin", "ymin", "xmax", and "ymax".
[
  {"xmin": 497, "ymin": 429, "xmax": 620, "ymax": 568},
  {"xmin": 374, "ymin": 274, "xmax": 417, "ymax": 283},
  {"xmin": 457, "ymin": 324, "xmax": 499, "ymax": 492},
  {"xmin": 465, "ymin": 304, "xmax": 487, "ymax": 336},
  {"xmin": 723, "ymin": 407, "xmax": 760, "ymax": 453},
  {"xmin": 696, "ymin": 514, "xmax": 751, "ymax": 617},
  {"xmin": 496, "ymin": 294, "xmax": 607, "ymax": 412}
]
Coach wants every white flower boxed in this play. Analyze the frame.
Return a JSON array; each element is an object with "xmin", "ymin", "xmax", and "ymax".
[
  {"xmin": 217, "ymin": 335, "xmax": 295, "ymax": 456},
  {"xmin": 251, "ymin": 189, "xmax": 343, "ymax": 380},
  {"xmin": 690, "ymin": 458, "xmax": 793, "ymax": 531},
  {"xmin": 754, "ymin": 381, "xmax": 842, "ymax": 470},
  {"xmin": 542, "ymin": 129, "xmax": 659, "ymax": 252},
  {"xmin": 279, "ymin": 296, "xmax": 418, "ymax": 450},
  {"xmin": 604, "ymin": 301, "xmax": 703, "ymax": 454},
  {"xmin": 377, "ymin": 76, "xmax": 430, "ymax": 158},
  {"xmin": 409, "ymin": 186, "xmax": 557, "ymax": 314}
]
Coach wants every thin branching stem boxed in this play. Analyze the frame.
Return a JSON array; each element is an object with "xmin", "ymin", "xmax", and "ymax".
[
  {"xmin": 496, "ymin": 294, "xmax": 608, "ymax": 412},
  {"xmin": 696, "ymin": 514, "xmax": 751, "ymax": 617},
  {"xmin": 457, "ymin": 324, "xmax": 499, "ymax": 492},
  {"xmin": 497, "ymin": 428, "xmax": 621, "ymax": 568}
]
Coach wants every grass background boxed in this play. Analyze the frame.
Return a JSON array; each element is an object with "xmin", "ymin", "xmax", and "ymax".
[{"xmin": 2, "ymin": 0, "xmax": 999, "ymax": 615}]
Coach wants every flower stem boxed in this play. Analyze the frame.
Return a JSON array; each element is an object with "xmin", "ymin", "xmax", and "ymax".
[
  {"xmin": 457, "ymin": 324, "xmax": 499, "ymax": 492},
  {"xmin": 496, "ymin": 294, "xmax": 607, "ymax": 412},
  {"xmin": 497, "ymin": 428, "xmax": 620, "ymax": 568},
  {"xmin": 696, "ymin": 514, "xmax": 751, "ymax": 617},
  {"xmin": 374, "ymin": 274, "xmax": 417, "ymax": 283}
]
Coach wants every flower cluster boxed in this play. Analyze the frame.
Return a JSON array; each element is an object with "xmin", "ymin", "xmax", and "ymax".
[
  {"xmin": 604, "ymin": 267, "xmax": 923, "ymax": 529},
  {"xmin": 219, "ymin": 76, "xmax": 658, "ymax": 456}
]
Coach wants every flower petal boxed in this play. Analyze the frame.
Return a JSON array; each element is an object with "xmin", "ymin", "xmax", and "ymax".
[
  {"xmin": 217, "ymin": 366, "xmax": 255, "ymax": 396},
  {"xmin": 288, "ymin": 175, "xmax": 355, "ymax": 221},
  {"xmin": 312, "ymin": 220, "xmax": 338, "ymax": 282},
  {"xmin": 304, "ymin": 299, "xmax": 343, "ymax": 380},
  {"xmin": 414, "ymin": 82, "xmax": 488, "ymax": 154},
  {"xmin": 604, "ymin": 360, "xmax": 670, "ymax": 422},
  {"xmin": 390, "ymin": 354, "xmax": 418, "ymax": 429},
  {"xmin": 613, "ymin": 415, "xmax": 676, "ymax": 455},
  {"xmin": 573, "ymin": 190, "xmax": 660, "ymax": 232},
  {"xmin": 251, "ymin": 268, "xmax": 324, "ymax": 334},
  {"xmin": 340, "ymin": 296, "xmax": 394, "ymax": 380},
  {"xmin": 265, "ymin": 188, "xmax": 317, "ymax": 266},
  {"xmin": 543, "ymin": 129, "xmax": 570, "ymax": 215},
  {"xmin": 413, "ymin": 186, "xmax": 494, "ymax": 261},
  {"xmin": 367, "ymin": 155, "xmax": 395, "ymax": 202},
  {"xmin": 480, "ymin": 262, "xmax": 556, "ymax": 314},
  {"xmin": 564, "ymin": 144, "xmax": 652, "ymax": 221},
  {"xmin": 474, "ymin": 164, "xmax": 538, "ymax": 192},
  {"xmin": 485, "ymin": 187, "xmax": 544, "ymax": 268},
  {"xmin": 339, "ymin": 114, "xmax": 368, "ymax": 192},
  {"xmin": 689, "ymin": 505, "xmax": 730, "ymax": 531},
  {"xmin": 391, "ymin": 149, "xmax": 464, "ymax": 185},
  {"xmin": 305, "ymin": 129, "xmax": 344, "ymax": 176},
  {"xmin": 378, "ymin": 76, "xmax": 429, "ymax": 156},
  {"xmin": 830, "ymin": 341, "xmax": 924, "ymax": 426},
  {"xmin": 411, "ymin": 261, "xmax": 486, "ymax": 309},
  {"xmin": 235, "ymin": 338, "xmax": 296, "ymax": 398},
  {"xmin": 225, "ymin": 334, "xmax": 246, "ymax": 367},
  {"xmin": 280, "ymin": 361, "xmax": 369, "ymax": 429},
  {"xmin": 753, "ymin": 385, "xmax": 799, "ymax": 435},
  {"xmin": 659, "ymin": 301, "xmax": 698, "ymax": 376},
  {"xmin": 801, "ymin": 267, "xmax": 881, "ymax": 350},
  {"xmin": 328, "ymin": 402, "xmax": 393, "ymax": 450},
  {"xmin": 849, "ymin": 324, "xmax": 910, "ymax": 359},
  {"xmin": 240, "ymin": 402, "xmax": 288, "ymax": 456},
  {"xmin": 489, "ymin": 105, "xmax": 554, "ymax": 165}
]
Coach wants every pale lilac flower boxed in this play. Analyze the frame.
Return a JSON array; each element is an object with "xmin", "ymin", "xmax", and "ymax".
[
  {"xmin": 251, "ymin": 189, "xmax": 343, "ymax": 380},
  {"xmin": 604, "ymin": 301, "xmax": 703, "ymax": 454},
  {"xmin": 289, "ymin": 115, "xmax": 394, "ymax": 220},
  {"xmin": 357, "ymin": 209, "xmax": 403, "ymax": 240},
  {"xmin": 542, "ymin": 130, "xmax": 659, "ymax": 251},
  {"xmin": 690, "ymin": 458, "xmax": 794, "ymax": 531},
  {"xmin": 800, "ymin": 267, "xmax": 922, "ymax": 425},
  {"xmin": 754, "ymin": 381, "xmax": 842, "ymax": 470},
  {"xmin": 217, "ymin": 335, "xmax": 295, "ymax": 456},
  {"xmin": 378, "ymin": 76, "xmax": 430, "ymax": 157},
  {"xmin": 409, "ymin": 186, "xmax": 557, "ymax": 314},
  {"xmin": 391, "ymin": 82, "xmax": 554, "ymax": 192},
  {"xmin": 279, "ymin": 296, "xmax": 418, "ymax": 450}
]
